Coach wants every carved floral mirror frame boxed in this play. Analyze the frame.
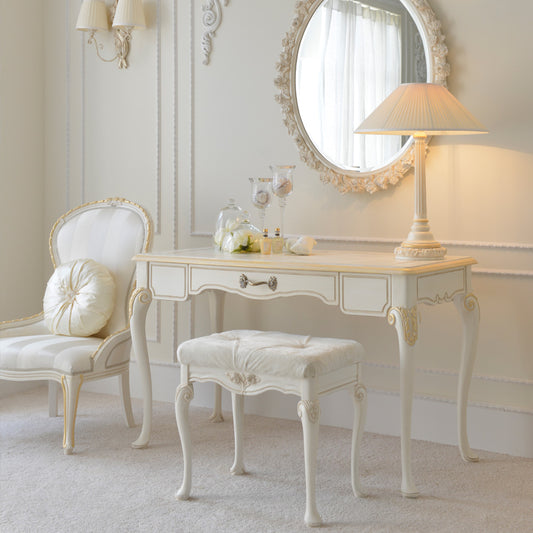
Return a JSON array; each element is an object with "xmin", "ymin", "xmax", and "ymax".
[{"xmin": 274, "ymin": 0, "xmax": 450, "ymax": 194}]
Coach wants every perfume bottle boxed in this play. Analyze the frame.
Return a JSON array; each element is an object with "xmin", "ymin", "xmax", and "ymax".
[
  {"xmin": 260, "ymin": 229, "xmax": 272, "ymax": 255},
  {"xmin": 271, "ymin": 227, "xmax": 284, "ymax": 254}
]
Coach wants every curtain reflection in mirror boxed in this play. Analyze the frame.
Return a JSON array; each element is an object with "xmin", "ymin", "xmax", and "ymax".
[{"xmin": 297, "ymin": 0, "xmax": 403, "ymax": 171}]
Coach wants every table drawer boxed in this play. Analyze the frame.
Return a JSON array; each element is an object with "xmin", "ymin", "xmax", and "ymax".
[
  {"xmin": 149, "ymin": 263, "xmax": 187, "ymax": 300},
  {"xmin": 190, "ymin": 266, "xmax": 338, "ymax": 304},
  {"xmin": 417, "ymin": 268, "xmax": 465, "ymax": 304},
  {"xmin": 341, "ymin": 273, "xmax": 390, "ymax": 316}
]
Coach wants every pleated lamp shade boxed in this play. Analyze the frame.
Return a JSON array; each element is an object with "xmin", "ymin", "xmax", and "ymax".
[
  {"xmin": 112, "ymin": 0, "xmax": 146, "ymax": 29},
  {"xmin": 76, "ymin": 0, "xmax": 109, "ymax": 31},
  {"xmin": 355, "ymin": 83, "xmax": 487, "ymax": 136}
]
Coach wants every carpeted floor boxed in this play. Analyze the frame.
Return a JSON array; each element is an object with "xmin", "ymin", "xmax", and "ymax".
[{"xmin": 1, "ymin": 387, "xmax": 532, "ymax": 533}]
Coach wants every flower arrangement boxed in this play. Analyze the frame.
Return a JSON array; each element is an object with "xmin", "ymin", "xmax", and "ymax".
[{"xmin": 214, "ymin": 219, "xmax": 261, "ymax": 253}]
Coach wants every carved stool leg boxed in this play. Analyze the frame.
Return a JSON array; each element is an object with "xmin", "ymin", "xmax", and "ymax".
[
  {"xmin": 298, "ymin": 383, "xmax": 322, "ymax": 527},
  {"xmin": 230, "ymin": 392, "xmax": 246, "ymax": 475},
  {"xmin": 175, "ymin": 383, "xmax": 194, "ymax": 500},
  {"xmin": 351, "ymin": 382, "xmax": 368, "ymax": 498}
]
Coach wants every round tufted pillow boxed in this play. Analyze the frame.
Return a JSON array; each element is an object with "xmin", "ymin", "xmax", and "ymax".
[{"xmin": 43, "ymin": 258, "xmax": 116, "ymax": 337}]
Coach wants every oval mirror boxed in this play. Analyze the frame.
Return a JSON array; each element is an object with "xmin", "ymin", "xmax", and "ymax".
[{"xmin": 275, "ymin": 0, "xmax": 450, "ymax": 193}]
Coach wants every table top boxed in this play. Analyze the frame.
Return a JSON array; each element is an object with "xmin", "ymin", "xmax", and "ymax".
[{"xmin": 135, "ymin": 248, "xmax": 476, "ymax": 276}]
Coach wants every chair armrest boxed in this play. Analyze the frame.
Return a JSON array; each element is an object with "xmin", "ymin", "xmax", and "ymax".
[
  {"xmin": 0, "ymin": 312, "xmax": 48, "ymax": 337},
  {"xmin": 92, "ymin": 327, "xmax": 133, "ymax": 369}
]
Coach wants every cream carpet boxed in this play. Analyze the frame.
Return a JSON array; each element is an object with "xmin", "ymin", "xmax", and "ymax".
[{"xmin": 1, "ymin": 387, "xmax": 532, "ymax": 533}]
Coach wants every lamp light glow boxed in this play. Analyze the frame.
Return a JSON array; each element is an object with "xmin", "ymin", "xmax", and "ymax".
[{"xmin": 355, "ymin": 83, "xmax": 487, "ymax": 260}]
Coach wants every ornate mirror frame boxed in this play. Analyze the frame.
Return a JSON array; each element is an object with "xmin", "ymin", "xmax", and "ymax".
[{"xmin": 275, "ymin": 0, "xmax": 450, "ymax": 194}]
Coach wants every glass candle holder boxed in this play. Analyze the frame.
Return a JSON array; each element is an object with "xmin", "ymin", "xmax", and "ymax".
[
  {"xmin": 270, "ymin": 165, "xmax": 295, "ymax": 238},
  {"xmin": 249, "ymin": 177, "xmax": 272, "ymax": 233}
]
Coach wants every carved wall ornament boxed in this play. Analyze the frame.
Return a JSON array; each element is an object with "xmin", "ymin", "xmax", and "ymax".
[
  {"xmin": 387, "ymin": 305, "xmax": 418, "ymax": 346},
  {"xmin": 297, "ymin": 399, "xmax": 321, "ymax": 424},
  {"xmin": 201, "ymin": 0, "xmax": 230, "ymax": 65},
  {"xmin": 274, "ymin": 0, "xmax": 449, "ymax": 194},
  {"xmin": 226, "ymin": 371, "xmax": 260, "ymax": 392}
]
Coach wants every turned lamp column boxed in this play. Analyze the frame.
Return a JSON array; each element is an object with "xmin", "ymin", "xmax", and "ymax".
[
  {"xmin": 395, "ymin": 133, "xmax": 446, "ymax": 259},
  {"xmin": 354, "ymin": 83, "xmax": 487, "ymax": 260}
]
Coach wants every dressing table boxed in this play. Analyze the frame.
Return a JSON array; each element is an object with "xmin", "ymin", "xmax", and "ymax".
[{"xmin": 130, "ymin": 247, "xmax": 480, "ymax": 497}]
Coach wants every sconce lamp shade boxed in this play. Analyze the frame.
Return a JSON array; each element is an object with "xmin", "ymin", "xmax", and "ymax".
[
  {"xmin": 76, "ymin": 0, "xmax": 109, "ymax": 32},
  {"xmin": 112, "ymin": 0, "xmax": 146, "ymax": 29},
  {"xmin": 355, "ymin": 83, "xmax": 487, "ymax": 136}
]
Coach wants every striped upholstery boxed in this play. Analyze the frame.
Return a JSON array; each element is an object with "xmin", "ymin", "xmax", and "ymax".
[
  {"xmin": 51, "ymin": 203, "xmax": 148, "ymax": 337},
  {"xmin": 0, "ymin": 334, "xmax": 100, "ymax": 374},
  {"xmin": 0, "ymin": 199, "xmax": 151, "ymax": 453}
]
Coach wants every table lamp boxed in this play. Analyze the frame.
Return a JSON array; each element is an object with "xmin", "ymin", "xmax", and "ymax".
[{"xmin": 355, "ymin": 83, "xmax": 487, "ymax": 260}]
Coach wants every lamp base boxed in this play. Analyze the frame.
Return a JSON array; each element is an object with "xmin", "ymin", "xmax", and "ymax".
[{"xmin": 394, "ymin": 242, "xmax": 447, "ymax": 260}]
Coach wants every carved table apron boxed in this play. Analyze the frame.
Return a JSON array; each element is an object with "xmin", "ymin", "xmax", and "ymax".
[{"xmin": 130, "ymin": 248, "xmax": 480, "ymax": 497}]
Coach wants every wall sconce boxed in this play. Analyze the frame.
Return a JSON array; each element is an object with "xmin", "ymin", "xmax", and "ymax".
[{"xmin": 76, "ymin": 0, "xmax": 146, "ymax": 69}]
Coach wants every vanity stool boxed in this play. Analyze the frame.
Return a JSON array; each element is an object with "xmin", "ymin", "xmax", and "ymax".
[{"xmin": 174, "ymin": 329, "xmax": 367, "ymax": 527}]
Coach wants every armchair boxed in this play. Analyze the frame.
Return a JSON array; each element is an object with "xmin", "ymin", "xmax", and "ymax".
[{"xmin": 0, "ymin": 198, "xmax": 152, "ymax": 454}]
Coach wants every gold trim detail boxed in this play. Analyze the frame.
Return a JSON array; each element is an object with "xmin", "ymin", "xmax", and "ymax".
[
  {"xmin": 387, "ymin": 306, "xmax": 418, "ymax": 346},
  {"xmin": 464, "ymin": 293, "xmax": 479, "ymax": 313},
  {"xmin": 353, "ymin": 384, "xmax": 367, "ymax": 403},
  {"xmin": 128, "ymin": 287, "xmax": 153, "ymax": 321},
  {"xmin": 61, "ymin": 375, "xmax": 84, "ymax": 449},
  {"xmin": 0, "ymin": 311, "xmax": 44, "ymax": 328},
  {"xmin": 49, "ymin": 198, "xmax": 152, "ymax": 268},
  {"xmin": 297, "ymin": 399, "xmax": 320, "ymax": 424}
]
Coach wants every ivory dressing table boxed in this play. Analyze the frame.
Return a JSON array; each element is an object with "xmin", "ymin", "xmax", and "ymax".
[{"xmin": 130, "ymin": 248, "xmax": 480, "ymax": 497}]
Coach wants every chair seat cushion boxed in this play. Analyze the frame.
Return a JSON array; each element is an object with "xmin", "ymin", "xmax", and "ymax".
[
  {"xmin": 0, "ymin": 334, "xmax": 102, "ymax": 374},
  {"xmin": 43, "ymin": 258, "xmax": 116, "ymax": 337},
  {"xmin": 177, "ymin": 330, "xmax": 365, "ymax": 379}
]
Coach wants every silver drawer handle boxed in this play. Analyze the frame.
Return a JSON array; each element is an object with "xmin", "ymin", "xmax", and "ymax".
[{"xmin": 239, "ymin": 274, "xmax": 277, "ymax": 292}]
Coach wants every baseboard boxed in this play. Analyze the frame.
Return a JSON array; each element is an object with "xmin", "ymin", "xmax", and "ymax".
[
  {"xmin": 0, "ymin": 381, "xmax": 43, "ymax": 398},
  {"xmin": 83, "ymin": 361, "xmax": 533, "ymax": 459}
]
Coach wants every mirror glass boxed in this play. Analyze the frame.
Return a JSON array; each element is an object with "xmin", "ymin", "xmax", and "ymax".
[{"xmin": 296, "ymin": 0, "xmax": 427, "ymax": 173}]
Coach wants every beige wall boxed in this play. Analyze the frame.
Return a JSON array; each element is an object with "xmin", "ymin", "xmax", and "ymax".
[
  {"xmin": 3, "ymin": 1, "xmax": 532, "ymax": 442},
  {"xmin": 0, "ymin": 0, "xmax": 45, "ymax": 319}
]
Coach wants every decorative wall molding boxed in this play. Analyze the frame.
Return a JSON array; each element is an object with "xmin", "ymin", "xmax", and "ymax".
[
  {"xmin": 188, "ymin": 231, "xmax": 533, "ymax": 277},
  {"xmin": 134, "ymin": 360, "xmax": 533, "ymax": 417},
  {"xmin": 67, "ymin": 0, "xmax": 165, "ymax": 342},
  {"xmin": 201, "ymin": 0, "xmax": 229, "ymax": 65},
  {"xmin": 364, "ymin": 359, "xmax": 533, "ymax": 390},
  {"xmin": 155, "ymin": 0, "xmax": 162, "ymax": 234},
  {"xmin": 74, "ymin": 1, "xmax": 162, "ymax": 231},
  {"xmin": 65, "ymin": 0, "xmax": 72, "ymax": 210}
]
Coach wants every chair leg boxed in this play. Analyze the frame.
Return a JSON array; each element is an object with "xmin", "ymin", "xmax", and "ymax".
[
  {"xmin": 175, "ymin": 383, "xmax": 194, "ymax": 500},
  {"xmin": 48, "ymin": 380, "xmax": 60, "ymax": 417},
  {"xmin": 230, "ymin": 392, "xmax": 245, "ymax": 475},
  {"xmin": 351, "ymin": 383, "xmax": 368, "ymax": 498},
  {"xmin": 119, "ymin": 370, "xmax": 136, "ymax": 428},
  {"xmin": 61, "ymin": 375, "xmax": 83, "ymax": 455},
  {"xmin": 297, "ymin": 395, "xmax": 322, "ymax": 527}
]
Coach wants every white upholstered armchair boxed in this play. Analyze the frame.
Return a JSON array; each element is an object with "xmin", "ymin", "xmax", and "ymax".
[{"xmin": 0, "ymin": 198, "xmax": 152, "ymax": 454}]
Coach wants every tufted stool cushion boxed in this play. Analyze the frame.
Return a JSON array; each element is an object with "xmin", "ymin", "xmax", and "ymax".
[
  {"xmin": 175, "ymin": 329, "xmax": 368, "ymax": 527},
  {"xmin": 177, "ymin": 329, "xmax": 365, "ymax": 379}
]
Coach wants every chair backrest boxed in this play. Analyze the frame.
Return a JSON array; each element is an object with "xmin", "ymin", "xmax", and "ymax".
[{"xmin": 49, "ymin": 198, "xmax": 152, "ymax": 337}]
